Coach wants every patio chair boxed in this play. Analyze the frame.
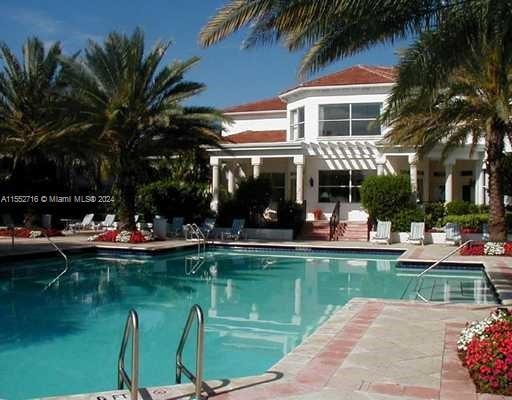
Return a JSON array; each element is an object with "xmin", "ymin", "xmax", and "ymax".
[
  {"xmin": 96, "ymin": 214, "xmax": 116, "ymax": 230},
  {"xmin": 372, "ymin": 221, "xmax": 392, "ymax": 244},
  {"xmin": 482, "ymin": 223, "xmax": 489, "ymax": 241},
  {"xmin": 445, "ymin": 222, "xmax": 462, "ymax": 245},
  {"xmin": 168, "ymin": 217, "xmax": 185, "ymax": 237},
  {"xmin": 1, "ymin": 213, "xmax": 15, "ymax": 229},
  {"xmin": 221, "ymin": 219, "xmax": 245, "ymax": 241},
  {"xmin": 199, "ymin": 218, "xmax": 216, "ymax": 238},
  {"xmin": 407, "ymin": 222, "xmax": 425, "ymax": 245},
  {"xmin": 69, "ymin": 213, "xmax": 95, "ymax": 231}
]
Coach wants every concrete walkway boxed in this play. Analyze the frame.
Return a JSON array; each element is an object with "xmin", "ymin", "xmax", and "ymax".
[{"xmin": 43, "ymin": 299, "xmax": 510, "ymax": 400}]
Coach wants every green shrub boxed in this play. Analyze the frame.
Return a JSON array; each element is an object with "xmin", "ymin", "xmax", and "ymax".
[
  {"xmin": 424, "ymin": 202, "xmax": 446, "ymax": 228},
  {"xmin": 217, "ymin": 177, "xmax": 273, "ymax": 227},
  {"xmin": 277, "ymin": 201, "xmax": 305, "ymax": 237},
  {"xmin": 360, "ymin": 175, "xmax": 413, "ymax": 221},
  {"xmin": 390, "ymin": 208, "xmax": 425, "ymax": 232},
  {"xmin": 446, "ymin": 201, "xmax": 479, "ymax": 215},
  {"xmin": 444, "ymin": 213, "xmax": 488, "ymax": 229},
  {"xmin": 136, "ymin": 179, "xmax": 212, "ymax": 222}
]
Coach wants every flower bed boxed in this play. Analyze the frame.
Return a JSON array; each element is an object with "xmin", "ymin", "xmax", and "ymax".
[
  {"xmin": 458, "ymin": 309, "xmax": 512, "ymax": 395},
  {"xmin": 460, "ymin": 241, "xmax": 512, "ymax": 256},
  {"xmin": 88, "ymin": 230, "xmax": 154, "ymax": 244},
  {"xmin": 0, "ymin": 227, "xmax": 62, "ymax": 238}
]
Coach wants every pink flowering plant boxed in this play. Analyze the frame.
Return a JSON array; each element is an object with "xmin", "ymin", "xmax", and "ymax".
[{"xmin": 458, "ymin": 308, "xmax": 512, "ymax": 395}]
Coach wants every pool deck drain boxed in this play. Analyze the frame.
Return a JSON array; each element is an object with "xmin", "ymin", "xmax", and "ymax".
[{"xmin": 40, "ymin": 299, "xmax": 511, "ymax": 400}]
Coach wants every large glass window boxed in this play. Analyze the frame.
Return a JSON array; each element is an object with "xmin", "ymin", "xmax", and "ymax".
[
  {"xmin": 290, "ymin": 107, "xmax": 305, "ymax": 139},
  {"xmin": 319, "ymin": 103, "xmax": 381, "ymax": 137},
  {"xmin": 261, "ymin": 172, "xmax": 286, "ymax": 201},
  {"xmin": 318, "ymin": 170, "xmax": 375, "ymax": 203}
]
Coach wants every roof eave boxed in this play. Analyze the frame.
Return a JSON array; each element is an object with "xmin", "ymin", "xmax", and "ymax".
[{"xmin": 279, "ymin": 82, "xmax": 395, "ymax": 100}]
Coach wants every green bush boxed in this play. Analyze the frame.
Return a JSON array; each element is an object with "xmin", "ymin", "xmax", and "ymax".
[
  {"xmin": 424, "ymin": 202, "xmax": 446, "ymax": 229},
  {"xmin": 390, "ymin": 208, "xmax": 425, "ymax": 232},
  {"xmin": 217, "ymin": 177, "xmax": 273, "ymax": 227},
  {"xmin": 444, "ymin": 213, "xmax": 488, "ymax": 229},
  {"xmin": 445, "ymin": 201, "xmax": 479, "ymax": 215},
  {"xmin": 277, "ymin": 201, "xmax": 305, "ymax": 237},
  {"xmin": 136, "ymin": 179, "xmax": 212, "ymax": 222},
  {"xmin": 360, "ymin": 175, "xmax": 413, "ymax": 221}
]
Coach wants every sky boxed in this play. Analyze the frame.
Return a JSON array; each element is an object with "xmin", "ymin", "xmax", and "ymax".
[{"xmin": 0, "ymin": 0, "xmax": 410, "ymax": 108}]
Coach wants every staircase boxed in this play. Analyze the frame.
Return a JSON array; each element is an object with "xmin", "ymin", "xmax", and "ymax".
[
  {"xmin": 300, "ymin": 221, "xmax": 331, "ymax": 240},
  {"xmin": 337, "ymin": 221, "xmax": 369, "ymax": 241}
]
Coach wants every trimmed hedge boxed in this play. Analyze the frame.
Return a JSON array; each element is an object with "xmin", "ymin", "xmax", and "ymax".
[
  {"xmin": 446, "ymin": 201, "xmax": 480, "ymax": 215},
  {"xmin": 444, "ymin": 214, "xmax": 488, "ymax": 229},
  {"xmin": 390, "ymin": 208, "xmax": 425, "ymax": 232},
  {"xmin": 360, "ymin": 175, "xmax": 413, "ymax": 220}
]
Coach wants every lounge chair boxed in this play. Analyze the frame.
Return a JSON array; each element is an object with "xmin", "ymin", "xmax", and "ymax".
[
  {"xmin": 482, "ymin": 223, "xmax": 489, "ymax": 241},
  {"xmin": 407, "ymin": 222, "xmax": 425, "ymax": 245},
  {"xmin": 445, "ymin": 222, "xmax": 462, "ymax": 245},
  {"xmin": 1, "ymin": 213, "xmax": 15, "ymax": 229},
  {"xmin": 168, "ymin": 217, "xmax": 185, "ymax": 237},
  {"xmin": 69, "ymin": 213, "xmax": 95, "ymax": 231},
  {"xmin": 199, "ymin": 218, "xmax": 216, "ymax": 238},
  {"xmin": 372, "ymin": 221, "xmax": 392, "ymax": 244},
  {"xmin": 221, "ymin": 219, "xmax": 245, "ymax": 241},
  {"xmin": 96, "ymin": 214, "xmax": 116, "ymax": 230}
]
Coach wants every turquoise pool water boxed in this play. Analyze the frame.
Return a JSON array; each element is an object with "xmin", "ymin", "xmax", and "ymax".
[{"xmin": 0, "ymin": 247, "xmax": 496, "ymax": 399}]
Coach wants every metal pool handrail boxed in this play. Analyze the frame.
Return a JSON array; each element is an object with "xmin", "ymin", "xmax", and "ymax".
[
  {"xmin": 176, "ymin": 304, "xmax": 205, "ymax": 400},
  {"xmin": 118, "ymin": 309, "xmax": 139, "ymax": 400},
  {"xmin": 43, "ymin": 233, "xmax": 69, "ymax": 291},
  {"xmin": 414, "ymin": 240, "xmax": 473, "ymax": 302}
]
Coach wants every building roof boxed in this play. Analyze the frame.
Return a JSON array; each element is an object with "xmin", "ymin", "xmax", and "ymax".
[
  {"xmin": 223, "ymin": 97, "xmax": 286, "ymax": 113},
  {"xmin": 223, "ymin": 130, "xmax": 287, "ymax": 144},
  {"xmin": 284, "ymin": 65, "xmax": 395, "ymax": 92},
  {"xmin": 223, "ymin": 65, "xmax": 395, "ymax": 114}
]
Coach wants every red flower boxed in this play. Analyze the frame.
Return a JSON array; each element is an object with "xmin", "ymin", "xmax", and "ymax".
[{"xmin": 460, "ymin": 243, "xmax": 485, "ymax": 256}]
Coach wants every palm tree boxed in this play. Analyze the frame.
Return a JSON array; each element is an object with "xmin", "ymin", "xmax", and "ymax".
[
  {"xmin": 62, "ymin": 28, "xmax": 225, "ymax": 228},
  {"xmin": 0, "ymin": 38, "xmax": 71, "ymax": 183},
  {"xmin": 382, "ymin": 3, "xmax": 512, "ymax": 241},
  {"xmin": 199, "ymin": 0, "xmax": 470, "ymax": 76}
]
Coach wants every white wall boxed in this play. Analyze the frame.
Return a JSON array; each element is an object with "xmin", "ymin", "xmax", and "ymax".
[{"xmin": 223, "ymin": 112, "xmax": 287, "ymax": 136}]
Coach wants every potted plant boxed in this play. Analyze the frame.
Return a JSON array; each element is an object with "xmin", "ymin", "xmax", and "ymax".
[{"xmin": 313, "ymin": 208, "xmax": 324, "ymax": 220}]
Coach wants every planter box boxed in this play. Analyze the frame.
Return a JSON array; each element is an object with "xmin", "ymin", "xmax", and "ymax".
[{"xmin": 212, "ymin": 227, "xmax": 293, "ymax": 241}]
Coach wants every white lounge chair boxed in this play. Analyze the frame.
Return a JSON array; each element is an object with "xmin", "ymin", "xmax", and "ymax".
[
  {"xmin": 445, "ymin": 223, "xmax": 462, "ymax": 245},
  {"xmin": 372, "ymin": 221, "xmax": 392, "ymax": 244},
  {"xmin": 221, "ymin": 219, "xmax": 245, "ymax": 241},
  {"xmin": 96, "ymin": 214, "xmax": 116, "ymax": 230},
  {"xmin": 199, "ymin": 218, "xmax": 216, "ymax": 238},
  {"xmin": 69, "ymin": 213, "xmax": 95, "ymax": 231},
  {"xmin": 408, "ymin": 222, "xmax": 425, "ymax": 245}
]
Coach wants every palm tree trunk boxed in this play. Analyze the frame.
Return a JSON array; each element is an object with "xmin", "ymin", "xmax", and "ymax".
[
  {"xmin": 116, "ymin": 155, "xmax": 136, "ymax": 230},
  {"xmin": 486, "ymin": 119, "xmax": 507, "ymax": 242}
]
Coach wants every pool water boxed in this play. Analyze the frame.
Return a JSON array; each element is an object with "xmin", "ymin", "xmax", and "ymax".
[{"xmin": 0, "ymin": 248, "xmax": 496, "ymax": 399}]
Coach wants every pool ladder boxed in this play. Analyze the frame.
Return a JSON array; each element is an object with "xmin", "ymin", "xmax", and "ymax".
[
  {"xmin": 42, "ymin": 233, "xmax": 69, "ymax": 291},
  {"xmin": 406, "ymin": 240, "xmax": 473, "ymax": 302},
  {"xmin": 117, "ymin": 305, "xmax": 205, "ymax": 400},
  {"xmin": 186, "ymin": 223, "xmax": 207, "ymax": 257}
]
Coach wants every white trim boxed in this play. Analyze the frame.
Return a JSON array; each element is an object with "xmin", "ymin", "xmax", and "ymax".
[
  {"xmin": 224, "ymin": 110, "xmax": 286, "ymax": 116},
  {"xmin": 280, "ymin": 83, "xmax": 394, "ymax": 99}
]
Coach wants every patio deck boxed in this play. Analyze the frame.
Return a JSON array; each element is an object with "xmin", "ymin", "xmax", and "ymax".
[{"xmin": 41, "ymin": 298, "xmax": 510, "ymax": 400}]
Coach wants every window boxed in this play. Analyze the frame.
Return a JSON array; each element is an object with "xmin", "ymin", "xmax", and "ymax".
[
  {"xmin": 290, "ymin": 107, "xmax": 305, "ymax": 139},
  {"xmin": 318, "ymin": 170, "xmax": 375, "ymax": 203},
  {"xmin": 261, "ymin": 172, "xmax": 286, "ymax": 201},
  {"xmin": 319, "ymin": 103, "xmax": 381, "ymax": 137}
]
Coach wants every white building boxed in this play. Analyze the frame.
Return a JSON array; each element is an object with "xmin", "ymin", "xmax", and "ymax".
[{"xmin": 208, "ymin": 65, "xmax": 501, "ymax": 221}]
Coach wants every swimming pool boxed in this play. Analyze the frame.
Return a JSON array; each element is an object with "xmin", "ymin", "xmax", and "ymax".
[{"xmin": 0, "ymin": 247, "xmax": 497, "ymax": 399}]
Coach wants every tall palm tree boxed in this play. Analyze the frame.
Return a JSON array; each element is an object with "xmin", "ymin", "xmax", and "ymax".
[
  {"xmin": 382, "ymin": 2, "xmax": 512, "ymax": 241},
  {"xmin": 62, "ymin": 28, "xmax": 225, "ymax": 228},
  {"xmin": 0, "ymin": 38, "xmax": 71, "ymax": 182},
  {"xmin": 199, "ymin": 0, "xmax": 468, "ymax": 76}
]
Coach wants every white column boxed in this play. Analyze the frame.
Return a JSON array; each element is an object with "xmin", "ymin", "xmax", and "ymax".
[
  {"xmin": 475, "ymin": 158, "xmax": 485, "ymax": 205},
  {"xmin": 251, "ymin": 156, "xmax": 261, "ymax": 178},
  {"xmin": 227, "ymin": 166, "xmax": 235, "ymax": 194},
  {"xmin": 376, "ymin": 155, "xmax": 386, "ymax": 176},
  {"xmin": 408, "ymin": 154, "xmax": 418, "ymax": 194},
  {"xmin": 422, "ymin": 159, "xmax": 430, "ymax": 202},
  {"xmin": 210, "ymin": 157, "xmax": 220, "ymax": 212},
  {"xmin": 445, "ymin": 161, "xmax": 454, "ymax": 203},
  {"xmin": 294, "ymin": 155, "xmax": 304, "ymax": 204}
]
